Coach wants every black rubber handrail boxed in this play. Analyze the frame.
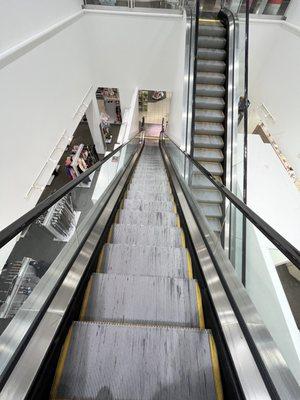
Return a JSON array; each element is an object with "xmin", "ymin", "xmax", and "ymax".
[
  {"xmin": 0, "ymin": 134, "xmax": 141, "ymax": 248},
  {"xmin": 161, "ymin": 134, "xmax": 300, "ymax": 269}
]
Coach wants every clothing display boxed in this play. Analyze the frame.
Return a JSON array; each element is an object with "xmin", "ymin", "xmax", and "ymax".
[
  {"xmin": 0, "ymin": 257, "xmax": 40, "ymax": 319},
  {"xmin": 42, "ymin": 194, "xmax": 77, "ymax": 241},
  {"xmin": 64, "ymin": 144, "xmax": 97, "ymax": 182}
]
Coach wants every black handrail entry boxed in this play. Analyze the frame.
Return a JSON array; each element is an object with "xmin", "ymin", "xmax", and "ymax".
[
  {"xmin": 161, "ymin": 134, "xmax": 300, "ymax": 269},
  {"xmin": 0, "ymin": 133, "xmax": 141, "ymax": 248}
]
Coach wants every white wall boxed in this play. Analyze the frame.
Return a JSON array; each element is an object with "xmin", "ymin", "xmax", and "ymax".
[
  {"xmin": 248, "ymin": 19, "xmax": 300, "ymax": 178},
  {"xmin": 0, "ymin": 0, "xmax": 82, "ymax": 52},
  {"xmin": 84, "ymin": 10, "xmax": 186, "ymax": 146},
  {"xmin": 247, "ymin": 135, "xmax": 300, "ymax": 249},
  {"xmin": 0, "ymin": 15, "xmax": 94, "ymax": 229},
  {"xmin": 0, "ymin": 8, "xmax": 186, "ymax": 230},
  {"xmin": 246, "ymin": 224, "xmax": 300, "ymax": 384}
]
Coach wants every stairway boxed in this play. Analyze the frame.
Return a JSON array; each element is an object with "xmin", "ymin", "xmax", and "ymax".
[
  {"xmin": 192, "ymin": 18, "xmax": 227, "ymax": 235},
  {"xmin": 50, "ymin": 141, "xmax": 223, "ymax": 399}
]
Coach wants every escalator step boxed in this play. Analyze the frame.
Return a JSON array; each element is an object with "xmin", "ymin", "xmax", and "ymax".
[
  {"xmin": 198, "ymin": 24, "xmax": 226, "ymax": 38},
  {"xmin": 80, "ymin": 273, "xmax": 203, "ymax": 328},
  {"xmin": 110, "ymin": 224, "xmax": 185, "ymax": 248},
  {"xmin": 129, "ymin": 181, "xmax": 171, "ymax": 192},
  {"xmin": 99, "ymin": 244, "xmax": 191, "ymax": 278},
  {"xmin": 51, "ymin": 322, "xmax": 220, "ymax": 400},
  {"xmin": 198, "ymin": 36, "xmax": 226, "ymax": 49},
  {"xmin": 126, "ymin": 190, "xmax": 172, "ymax": 201},
  {"xmin": 123, "ymin": 199, "xmax": 175, "ymax": 213},
  {"xmin": 118, "ymin": 210, "xmax": 178, "ymax": 227}
]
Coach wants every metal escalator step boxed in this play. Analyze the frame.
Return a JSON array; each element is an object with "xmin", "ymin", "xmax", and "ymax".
[
  {"xmin": 196, "ymin": 72, "xmax": 225, "ymax": 85},
  {"xmin": 100, "ymin": 244, "xmax": 190, "ymax": 278},
  {"xmin": 197, "ymin": 203, "xmax": 223, "ymax": 218},
  {"xmin": 119, "ymin": 210, "xmax": 177, "ymax": 227},
  {"xmin": 197, "ymin": 47, "xmax": 226, "ymax": 61},
  {"xmin": 194, "ymin": 122, "xmax": 224, "ymax": 136},
  {"xmin": 111, "ymin": 224, "xmax": 184, "ymax": 248},
  {"xmin": 193, "ymin": 134, "xmax": 224, "ymax": 148},
  {"xmin": 52, "ymin": 322, "xmax": 218, "ymax": 400},
  {"xmin": 126, "ymin": 190, "xmax": 172, "ymax": 201},
  {"xmin": 207, "ymin": 217, "xmax": 222, "ymax": 233},
  {"xmin": 198, "ymin": 36, "xmax": 226, "ymax": 49},
  {"xmin": 199, "ymin": 161, "xmax": 223, "ymax": 176},
  {"xmin": 191, "ymin": 188, "xmax": 223, "ymax": 204},
  {"xmin": 129, "ymin": 181, "xmax": 170, "ymax": 192},
  {"xmin": 196, "ymin": 84, "xmax": 225, "ymax": 97},
  {"xmin": 81, "ymin": 273, "xmax": 202, "ymax": 327},
  {"xmin": 191, "ymin": 173, "xmax": 217, "ymax": 189},
  {"xmin": 194, "ymin": 148, "xmax": 224, "ymax": 163},
  {"xmin": 195, "ymin": 96, "xmax": 225, "ymax": 110},
  {"xmin": 197, "ymin": 59, "xmax": 226, "ymax": 73},
  {"xmin": 198, "ymin": 24, "xmax": 226, "ymax": 38},
  {"xmin": 123, "ymin": 199, "xmax": 174, "ymax": 212},
  {"xmin": 195, "ymin": 109, "xmax": 225, "ymax": 123}
]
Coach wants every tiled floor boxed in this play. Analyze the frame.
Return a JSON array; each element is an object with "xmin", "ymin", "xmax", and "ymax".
[{"xmin": 140, "ymin": 92, "xmax": 171, "ymax": 125}]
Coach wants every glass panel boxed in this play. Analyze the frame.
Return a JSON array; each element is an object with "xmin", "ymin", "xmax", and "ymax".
[
  {"xmin": 163, "ymin": 136, "xmax": 300, "ymax": 384},
  {"xmin": 0, "ymin": 135, "xmax": 141, "ymax": 377},
  {"xmin": 84, "ymin": 0, "xmax": 185, "ymax": 10}
]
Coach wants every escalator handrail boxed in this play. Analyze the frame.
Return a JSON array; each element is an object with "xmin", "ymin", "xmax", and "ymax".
[
  {"xmin": 0, "ymin": 133, "xmax": 142, "ymax": 249},
  {"xmin": 161, "ymin": 133, "xmax": 300, "ymax": 269}
]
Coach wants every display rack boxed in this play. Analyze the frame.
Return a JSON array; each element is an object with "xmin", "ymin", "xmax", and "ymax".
[{"xmin": 42, "ymin": 194, "xmax": 80, "ymax": 242}]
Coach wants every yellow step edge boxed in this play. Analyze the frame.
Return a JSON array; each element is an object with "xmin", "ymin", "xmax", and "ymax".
[
  {"xmin": 199, "ymin": 18, "xmax": 221, "ymax": 24},
  {"xmin": 50, "ymin": 326, "xmax": 73, "ymax": 400},
  {"xmin": 96, "ymin": 246, "xmax": 105, "ymax": 273},
  {"xmin": 79, "ymin": 278, "xmax": 93, "ymax": 321},
  {"xmin": 195, "ymin": 282, "xmax": 205, "ymax": 329},
  {"xmin": 180, "ymin": 229, "xmax": 186, "ymax": 248},
  {"xmin": 176, "ymin": 214, "xmax": 181, "ymax": 228},
  {"xmin": 186, "ymin": 249, "xmax": 193, "ymax": 279},
  {"xmin": 209, "ymin": 335, "xmax": 224, "ymax": 400},
  {"xmin": 107, "ymin": 225, "xmax": 113, "ymax": 244}
]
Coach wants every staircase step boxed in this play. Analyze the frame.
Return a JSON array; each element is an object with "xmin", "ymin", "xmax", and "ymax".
[
  {"xmin": 123, "ymin": 199, "xmax": 174, "ymax": 213},
  {"xmin": 126, "ymin": 190, "xmax": 172, "ymax": 202},
  {"xmin": 197, "ymin": 59, "xmax": 226, "ymax": 73},
  {"xmin": 197, "ymin": 47, "xmax": 226, "ymax": 61},
  {"xmin": 81, "ymin": 273, "xmax": 201, "ymax": 327},
  {"xmin": 111, "ymin": 224, "xmax": 184, "ymax": 248},
  {"xmin": 195, "ymin": 96, "xmax": 225, "ymax": 110},
  {"xmin": 196, "ymin": 72, "xmax": 225, "ymax": 85},
  {"xmin": 193, "ymin": 134, "xmax": 224, "ymax": 149},
  {"xmin": 194, "ymin": 122, "xmax": 224, "ymax": 136},
  {"xmin": 52, "ymin": 322, "xmax": 217, "ymax": 400},
  {"xmin": 192, "ymin": 189, "xmax": 223, "ymax": 204},
  {"xmin": 196, "ymin": 84, "xmax": 225, "ymax": 97},
  {"xmin": 198, "ymin": 24, "xmax": 226, "ymax": 38},
  {"xmin": 198, "ymin": 36, "xmax": 226, "ymax": 49},
  {"xmin": 194, "ymin": 148, "xmax": 224, "ymax": 163},
  {"xmin": 100, "ymin": 244, "xmax": 190, "ymax": 278},
  {"xmin": 195, "ymin": 109, "xmax": 225, "ymax": 123},
  {"xmin": 119, "ymin": 210, "xmax": 177, "ymax": 227}
]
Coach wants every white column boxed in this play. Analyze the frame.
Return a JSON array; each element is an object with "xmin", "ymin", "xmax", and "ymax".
[{"xmin": 85, "ymin": 95, "xmax": 105, "ymax": 154}]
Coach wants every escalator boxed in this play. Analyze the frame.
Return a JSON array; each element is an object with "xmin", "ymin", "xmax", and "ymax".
[
  {"xmin": 0, "ymin": 3, "xmax": 300, "ymax": 400},
  {"xmin": 192, "ymin": 17, "xmax": 226, "ymax": 235},
  {"xmin": 50, "ymin": 140, "xmax": 223, "ymax": 400}
]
